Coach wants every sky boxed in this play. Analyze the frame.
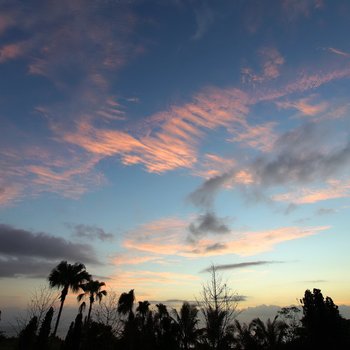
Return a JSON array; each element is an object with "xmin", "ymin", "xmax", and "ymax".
[{"xmin": 1, "ymin": 0, "xmax": 350, "ymax": 322}]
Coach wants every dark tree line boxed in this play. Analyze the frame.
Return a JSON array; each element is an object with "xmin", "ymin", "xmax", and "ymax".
[{"xmin": 0, "ymin": 261, "xmax": 349, "ymax": 350}]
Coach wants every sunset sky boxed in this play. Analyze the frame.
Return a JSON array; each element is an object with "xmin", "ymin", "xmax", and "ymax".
[{"xmin": 1, "ymin": 0, "xmax": 350, "ymax": 319}]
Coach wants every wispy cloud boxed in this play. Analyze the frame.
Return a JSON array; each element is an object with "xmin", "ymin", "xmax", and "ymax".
[
  {"xmin": 200, "ymin": 261, "xmax": 284, "ymax": 273},
  {"xmin": 61, "ymin": 87, "xmax": 249, "ymax": 173},
  {"xmin": 191, "ymin": 2, "xmax": 214, "ymax": 40},
  {"xmin": 0, "ymin": 145, "xmax": 104, "ymax": 204},
  {"xmin": 0, "ymin": 183, "xmax": 23, "ymax": 207},
  {"xmin": 190, "ymin": 120, "xmax": 350, "ymax": 209},
  {"xmin": 272, "ymin": 179, "xmax": 350, "ymax": 204},
  {"xmin": 123, "ymin": 217, "xmax": 329, "ymax": 257},
  {"xmin": 2, "ymin": 17, "xmax": 350, "ymax": 207},
  {"xmin": 282, "ymin": 0, "xmax": 323, "ymax": 21},
  {"xmin": 0, "ymin": 0, "xmax": 142, "ymax": 205},
  {"xmin": 67, "ymin": 224, "xmax": 114, "ymax": 241},
  {"xmin": 228, "ymin": 121, "xmax": 278, "ymax": 152},
  {"xmin": 113, "ymin": 254, "xmax": 164, "ymax": 266},
  {"xmin": 276, "ymin": 96, "xmax": 328, "ymax": 116},
  {"xmin": 108, "ymin": 270, "xmax": 200, "ymax": 297},
  {"xmin": 326, "ymin": 47, "xmax": 350, "ymax": 58},
  {"xmin": 190, "ymin": 225, "xmax": 328, "ymax": 256},
  {"xmin": 255, "ymin": 66, "xmax": 350, "ymax": 102},
  {"xmin": 316, "ymin": 207, "xmax": 336, "ymax": 216},
  {"xmin": 193, "ymin": 154, "xmax": 236, "ymax": 179},
  {"xmin": 242, "ymin": 47, "xmax": 284, "ymax": 84},
  {"xmin": 0, "ymin": 13, "xmax": 15, "ymax": 35},
  {"xmin": 0, "ymin": 40, "xmax": 32, "ymax": 63}
]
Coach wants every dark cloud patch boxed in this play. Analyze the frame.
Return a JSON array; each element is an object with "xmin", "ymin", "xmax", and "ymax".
[
  {"xmin": 284, "ymin": 203, "xmax": 298, "ymax": 215},
  {"xmin": 189, "ymin": 212, "xmax": 230, "ymax": 238},
  {"xmin": 252, "ymin": 124, "xmax": 350, "ymax": 187},
  {"xmin": 0, "ymin": 224, "xmax": 99, "ymax": 278},
  {"xmin": 316, "ymin": 208, "xmax": 336, "ymax": 216},
  {"xmin": 0, "ymin": 257, "xmax": 58, "ymax": 278},
  {"xmin": 92, "ymin": 275, "xmax": 112, "ymax": 281},
  {"xmin": 201, "ymin": 261, "xmax": 283, "ymax": 273},
  {"xmin": 233, "ymin": 295, "xmax": 248, "ymax": 302},
  {"xmin": 67, "ymin": 223, "xmax": 114, "ymax": 241},
  {"xmin": 303, "ymin": 279, "xmax": 327, "ymax": 284},
  {"xmin": 188, "ymin": 173, "xmax": 233, "ymax": 209},
  {"xmin": 189, "ymin": 123, "xmax": 350, "ymax": 211},
  {"xmin": 205, "ymin": 242, "xmax": 228, "ymax": 252}
]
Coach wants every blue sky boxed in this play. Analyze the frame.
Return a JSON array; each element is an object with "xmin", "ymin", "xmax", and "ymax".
[{"xmin": 1, "ymin": 0, "xmax": 350, "ymax": 316}]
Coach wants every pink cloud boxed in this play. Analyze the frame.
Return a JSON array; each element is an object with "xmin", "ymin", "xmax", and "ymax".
[
  {"xmin": 123, "ymin": 217, "xmax": 329, "ymax": 257},
  {"xmin": 0, "ymin": 183, "xmax": 23, "ymax": 206},
  {"xmin": 229, "ymin": 121, "xmax": 278, "ymax": 152},
  {"xmin": 61, "ymin": 88, "xmax": 250, "ymax": 173},
  {"xmin": 107, "ymin": 270, "xmax": 200, "ymax": 299},
  {"xmin": 113, "ymin": 254, "xmax": 164, "ymax": 266},
  {"xmin": 255, "ymin": 67, "xmax": 350, "ymax": 102},
  {"xmin": 276, "ymin": 96, "xmax": 328, "ymax": 116},
  {"xmin": 234, "ymin": 170, "xmax": 254, "ymax": 185},
  {"xmin": 272, "ymin": 179, "xmax": 350, "ymax": 204},
  {"xmin": 191, "ymin": 226, "xmax": 329, "ymax": 256},
  {"xmin": 260, "ymin": 47, "xmax": 285, "ymax": 80},
  {"xmin": 327, "ymin": 47, "xmax": 350, "ymax": 58},
  {"xmin": 193, "ymin": 153, "xmax": 236, "ymax": 179},
  {"xmin": 0, "ymin": 143, "xmax": 104, "ymax": 204},
  {"xmin": 242, "ymin": 47, "xmax": 284, "ymax": 84},
  {"xmin": 0, "ymin": 42, "xmax": 26, "ymax": 63},
  {"xmin": 0, "ymin": 14, "xmax": 15, "ymax": 35},
  {"xmin": 3, "ymin": 20, "xmax": 350, "ymax": 208}
]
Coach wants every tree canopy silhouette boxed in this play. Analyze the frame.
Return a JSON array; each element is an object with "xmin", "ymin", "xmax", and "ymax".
[
  {"xmin": 77, "ymin": 279, "xmax": 107, "ymax": 323},
  {"xmin": 48, "ymin": 261, "xmax": 90, "ymax": 336}
]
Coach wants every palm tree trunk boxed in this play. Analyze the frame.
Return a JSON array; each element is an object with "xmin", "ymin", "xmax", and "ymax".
[
  {"xmin": 87, "ymin": 300, "xmax": 93, "ymax": 323},
  {"xmin": 52, "ymin": 287, "xmax": 68, "ymax": 336}
]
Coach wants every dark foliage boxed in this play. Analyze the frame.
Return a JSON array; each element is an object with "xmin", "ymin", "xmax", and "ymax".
[
  {"xmin": 5, "ymin": 263, "xmax": 350, "ymax": 350},
  {"xmin": 36, "ymin": 306, "xmax": 54, "ymax": 349},
  {"xmin": 48, "ymin": 261, "xmax": 90, "ymax": 336},
  {"xmin": 300, "ymin": 288, "xmax": 350, "ymax": 349},
  {"xmin": 64, "ymin": 312, "xmax": 83, "ymax": 350},
  {"xmin": 18, "ymin": 316, "xmax": 38, "ymax": 350}
]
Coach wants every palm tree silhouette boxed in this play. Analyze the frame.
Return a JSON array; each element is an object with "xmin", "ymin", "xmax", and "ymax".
[
  {"xmin": 136, "ymin": 300, "xmax": 150, "ymax": 324},
  {"xmin": 172, "ymin": 302, "xmax": 201, "ymax": 350},
  {"xmin": 48, "ymin": 261, "xmax": 90, "ymax": 336},
  {"xmin": 77, "ymin": 280, "xmax": 107, "ymax": 323},
  {"xmin": 234, "ymin": 319, "xmax": 259, "ymax": 350},
  {"xmin": 251, "ymin": 316, "xmax": 287, "ymax": 349},
  {"xmin": 118, "ymin": 290, "xmax": 136, "ymax": 349},
  {"xmin": 117, "ymin": 289, "xmax": 135, "ymax": 320}
]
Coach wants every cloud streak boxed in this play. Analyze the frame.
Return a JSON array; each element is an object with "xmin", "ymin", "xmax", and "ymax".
[
  {"xmin": 201, "ymin": 261, "xmax": 284, "ymax": 273},
  {"xmin": 272, "ymin": 179, "xmax": 350, "ymax": 204},
  {"xmin": 68, "ymin": 224, "xmax": 114, "ymax": 241}
]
